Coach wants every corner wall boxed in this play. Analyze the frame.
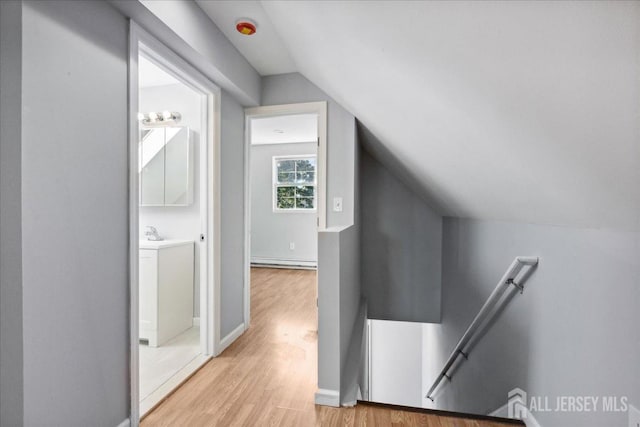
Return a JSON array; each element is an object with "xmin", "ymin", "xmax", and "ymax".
[
  {"xmin": 427, "ymin": 218, "xmax": 640, "ymax": 427},
  {"xmin": 359, "ymin": 148, "xmax": 442, "ymax": 323}
]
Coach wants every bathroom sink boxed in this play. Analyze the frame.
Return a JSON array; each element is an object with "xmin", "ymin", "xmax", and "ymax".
[{"xmin": 139, "ymin": 239, "xmax": 194, "ymax": 250}]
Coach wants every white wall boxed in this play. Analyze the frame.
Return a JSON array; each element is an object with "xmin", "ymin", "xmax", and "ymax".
[
  {"xmin": 251, "ymin": 142, "xmax": 317, "ymax": 264},
  {"xmin": 369, "ymin": 320, "xmax": 423, "ymax": 407},
  {"xmin": 139, "ymin": 83, "xmax": 202, "ymax": 317},
  {"xmin": 20, "ymin": 1, "xmax": 129, "ymax": 424}
]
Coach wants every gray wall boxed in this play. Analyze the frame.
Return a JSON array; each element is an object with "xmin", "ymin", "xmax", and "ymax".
[
  {"xmin": 360, "ymin": 148, "xmax": 442, "ymax": 323},
  {"xmin": 220, "ymin": 89, "xmax": 246, "ymax": 338},
  {"xmin": 0, "ymin": 1, "xmax": 24, "ymax": 425},
  {"xmin": 20, "ymin": 1, "xmax": 129, "ymax": 425},
  {"xmin": 429, "ymin": 218, "xmax": 640, "ymax": 427},
  {"xmin": 262, "ymin": 73, "xmax": 357, "ymax": 228},
  {"xmin": 251, "ymin": 142, "xmax": 317, "ymax": 264}
]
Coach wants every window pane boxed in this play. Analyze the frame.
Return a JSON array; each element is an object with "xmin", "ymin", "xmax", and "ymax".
[
  {"xmin": 277, "ymin": 160, "xmax": 295, "ymax": 172},
  {"xmin": 296, "ymin": 171, "xmax": 315, "ymax": 183},
  {"xmin": 277, "ymin": 171, "xmax": 295, "ymax": 184},
  {"xmin": 296, "ymin": 159, "xmax": 316, "ymax": 171},
  {"xmin": 296, "ymin": 185, "xmax": 315, "ymax": 198},
  {"xmin": 274, "ymin": 156, "xmax": 317, "ymax": 210},
  {"xmin": 277, "ymin": 197, "xmax": 295, "ymax": 209},
  {"xmin": 277, "ymin": 186, "xmax": 295, "ymax": 198},
  {"xmin": 296, "ymin": 197, "xmax": 315, "ymax": 209}
]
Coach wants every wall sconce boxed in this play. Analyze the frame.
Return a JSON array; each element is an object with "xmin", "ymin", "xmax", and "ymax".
[{"xmin": 138, "ymin": 111, "xmax": 181, "ymax": 127}]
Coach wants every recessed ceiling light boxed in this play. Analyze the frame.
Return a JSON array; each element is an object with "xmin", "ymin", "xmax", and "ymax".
[{"xmin": 236, "ymin": 19, "xmax": 257, "ymax": 36}]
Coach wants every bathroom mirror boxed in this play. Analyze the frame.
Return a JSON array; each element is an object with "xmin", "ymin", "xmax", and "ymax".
[{"xmin": 139, "ymin": 126, "xmax": 192, "ymax": 206}]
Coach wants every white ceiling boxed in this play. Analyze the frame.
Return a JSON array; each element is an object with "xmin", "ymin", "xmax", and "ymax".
[
  {"xmin": 196, "ymin": 0, "xmax": 296, "ymax": 76},
  {"xmin": 203, "ymin": 1, "xmax": 640, "ymax": 230},
  {"xmin": 138, "ymin": 56, "xmax": 181, "ymax": 88},
  {"xmin": 251, "ymin": 114, "xmax": 318, "ymax": 145}
]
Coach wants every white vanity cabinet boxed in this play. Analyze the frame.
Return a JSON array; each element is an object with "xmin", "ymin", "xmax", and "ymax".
[{"xmin": 139, "ymin": 240, "xmax": 194, "ymax": 347}]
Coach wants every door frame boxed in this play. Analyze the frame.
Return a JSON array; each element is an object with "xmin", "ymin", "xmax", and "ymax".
[
  {"xmin": 128, "ymin": 21, "xmax": 222, "ymax": 425},
  {"xmin": 243, "ymin": 102, "xmax": 327, "ymax": 328}
]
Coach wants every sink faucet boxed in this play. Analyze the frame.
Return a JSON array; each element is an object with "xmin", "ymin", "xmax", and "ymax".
[{"xmin": 144, "ymin": 226, "xmax": 163, "ymax": 241}]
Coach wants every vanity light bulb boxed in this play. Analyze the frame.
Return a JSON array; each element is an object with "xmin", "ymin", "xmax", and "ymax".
[
  {"xmin": 162, "ymin": 111, "xmax": 172, "ymax": 120},
  {"xmin": 148, "ymin": 112, "xmax": 158, "ymax": 122},
  {"xmin": 137, "ymin": 112, "xmax": 144, "ymax": 121}
]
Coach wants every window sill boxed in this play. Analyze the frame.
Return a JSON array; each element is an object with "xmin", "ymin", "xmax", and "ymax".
[{"xmin": 273, "ymin": 209, "xmax": 318, "ymax": 214}]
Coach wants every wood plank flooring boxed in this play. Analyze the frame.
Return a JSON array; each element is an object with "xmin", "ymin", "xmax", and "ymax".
[{"xmin": 142, "ymin": 268, "xmax": 519, "ymax": 427}]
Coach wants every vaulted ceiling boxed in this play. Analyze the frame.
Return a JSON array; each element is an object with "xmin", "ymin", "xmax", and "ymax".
[{"xmin": 198, "ymin": 1, "xmax": 640, "ymax": 231}]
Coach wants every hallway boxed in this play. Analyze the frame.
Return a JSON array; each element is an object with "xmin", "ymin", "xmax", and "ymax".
[
  {"xmin": 142, "ymin": 267, "xmax": 318, "ymax": 425},
  {"xmin": 141, "ymin": 268, "xmax": 519, "ymax": 426}
]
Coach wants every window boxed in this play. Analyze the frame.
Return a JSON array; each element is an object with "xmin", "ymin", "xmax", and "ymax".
[{"xmin": 273, "ymin": 155, "xmax": 317, "ymax": 211}]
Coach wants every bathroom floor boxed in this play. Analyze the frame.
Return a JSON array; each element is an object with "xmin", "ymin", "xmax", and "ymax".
[{"xmin": 139, "ymin": 326, "xmax": 201, "ymax": 410}]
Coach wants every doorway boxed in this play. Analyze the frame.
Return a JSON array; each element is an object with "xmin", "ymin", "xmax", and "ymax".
[
  {"xmin": 129, "ymin": 23, "xmax": 221, "ymax": 424},
  {"xmin": 243, "ymin": 103, "xmax": 327, "ymax": 328}
]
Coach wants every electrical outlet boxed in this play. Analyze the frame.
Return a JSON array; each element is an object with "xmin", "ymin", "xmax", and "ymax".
[
  {"xmin": 289, "ymin": 242, "xmax": 295, "ymax": 250},
  {"xmin": 333, "ymin": 197, "xmax": 343, "ymax": 212},
  {"xmin": 629, "ymin": 404, "xmax": 640, "ymax": 427}
]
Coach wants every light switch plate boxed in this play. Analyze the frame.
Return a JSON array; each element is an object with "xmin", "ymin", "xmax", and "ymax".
[{"xmin": 333, "ymin": 197, "xmax": 343, "ymax": 212}]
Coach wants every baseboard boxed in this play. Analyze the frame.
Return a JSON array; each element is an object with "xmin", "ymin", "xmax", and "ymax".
[
  {"xmin": 219, "ymin": 323, "xmax": 245, "ymax": 353},
  {"xmin": 192, "ymin": 317, "xmax": 200, "ymax": 327},
  {"xmin": 116, "ymin": 419, "xmax": 131, "ymax": 427},
  {"xmin": 315, "ymin": 388, "xmax": 340, "ymax": 407},
  {"xmin": 490, "ymin": 402, "xmax": 542, "ymax": 427},
  {"xmin": 251, "ymin": 257, "xmax": 317, "ymax": 269}
]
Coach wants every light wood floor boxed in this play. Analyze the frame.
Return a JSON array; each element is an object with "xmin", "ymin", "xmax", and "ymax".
[{"xmin": 142, "ymin": 268, "xmax": 519, "ymax": 427}]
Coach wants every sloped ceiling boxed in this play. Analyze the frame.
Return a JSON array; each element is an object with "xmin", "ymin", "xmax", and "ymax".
[{"xmin": 200, "ymin": 1, "xmax": 640, "ymax": 230}]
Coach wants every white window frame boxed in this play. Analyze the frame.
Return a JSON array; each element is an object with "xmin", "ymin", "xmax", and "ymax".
[{"xmin": 272, "ymin": 154, "xmax": 318, "ymax": 213}]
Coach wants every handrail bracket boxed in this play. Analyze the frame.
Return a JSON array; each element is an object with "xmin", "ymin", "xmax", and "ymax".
[{"xmin": 506, "ymin": 278, "xmax": 524, "ymax": 294}]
